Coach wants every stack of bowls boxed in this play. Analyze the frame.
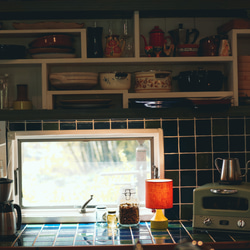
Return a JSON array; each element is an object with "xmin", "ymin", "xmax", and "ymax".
[
  {"xmin": 238, "ymin": 56, "xmax": 250, "ymax": 97},
  {"xmin": 49, "ymin": 72, "xmax": 98, "ymax": 90}
]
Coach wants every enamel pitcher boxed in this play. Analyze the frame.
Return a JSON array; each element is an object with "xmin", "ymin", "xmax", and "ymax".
[{"xmin": 215, "ymin": 158, "xmax": 250, "ymax": 183}]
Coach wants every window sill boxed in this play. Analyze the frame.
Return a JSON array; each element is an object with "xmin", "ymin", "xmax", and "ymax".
[{"xmin": 21, "ymin": 208, "xmax": 154, "ymax": 224}]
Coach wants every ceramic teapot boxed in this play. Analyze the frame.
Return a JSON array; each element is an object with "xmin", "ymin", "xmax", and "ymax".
[{"xmin": 104, "ymin": 35, "xmax": 125, "ymax": 58}]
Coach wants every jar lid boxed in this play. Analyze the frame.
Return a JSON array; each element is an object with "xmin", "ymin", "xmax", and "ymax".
[{"xmin": 108, "ymin": 210, "xmax": 116, "ymax": 214}]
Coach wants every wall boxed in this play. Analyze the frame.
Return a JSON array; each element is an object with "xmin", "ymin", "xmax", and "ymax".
[{"xmin": 7, "ymin": 114, "xmax": 250, "ymax": 220}]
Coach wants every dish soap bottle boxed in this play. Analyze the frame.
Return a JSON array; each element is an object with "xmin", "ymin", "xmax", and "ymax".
[{"xmin": 118, "ymin": 187, "xmax": 139, "ymax": 227}]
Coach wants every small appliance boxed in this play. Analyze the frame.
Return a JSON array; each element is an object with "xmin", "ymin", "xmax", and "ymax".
[
  {"xmin": 0, "ymin": 178, "xmax": 22, "ymax": 236},
  {"xmin": 0, "ymin": 200, "xmax": 21, "ymax": 236},
  {"xmin": 193, "ymin": 182, "xmax": 250, "ymax": 232},
  {"xmin": 193, "ymin": 158, "xmax": 250, "ymax": 232}
]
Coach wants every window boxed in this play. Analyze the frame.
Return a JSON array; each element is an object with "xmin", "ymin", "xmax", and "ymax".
[{"xmin": 8, "ymin": 129, "xmax": 164, "ymax": 223}]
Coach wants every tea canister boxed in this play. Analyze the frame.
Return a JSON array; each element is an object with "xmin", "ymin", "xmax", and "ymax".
[
  {"xmin": 135, "ymin": 70, "xmax": 172, "ymax": 93},
  {"xmin": 118, "ymin": 187, "xmax": 139, "ymax": 227}
]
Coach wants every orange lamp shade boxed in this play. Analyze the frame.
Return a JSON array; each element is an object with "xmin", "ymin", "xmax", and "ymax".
[{"xmin": 145, "ymin": 179, "xmax": 173, "ymax": 209}]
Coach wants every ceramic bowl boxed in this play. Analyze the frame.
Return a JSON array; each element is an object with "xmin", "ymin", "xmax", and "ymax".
[
  {"xmin": 100, "ymin": 72, "xmax": 131, "ymax": 90},
  {"xmin": 29, "ymin": 34, "xmax": 73, "ymax": 48}
]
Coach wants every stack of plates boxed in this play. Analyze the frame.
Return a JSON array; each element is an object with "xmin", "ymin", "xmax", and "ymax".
[
  {"xmin": 59, "ymin": 99, "xmax": 112, "ymax": 109},
  {"xmin": 238, "ymin": 56, "xmax": 250, "ymax": 97},
  {"xmin": 49, "ymin": 72, "xmax": 98, "ymax": 90}
]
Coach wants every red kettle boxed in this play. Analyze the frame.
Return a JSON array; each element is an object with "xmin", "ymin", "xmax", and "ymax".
[{"xmin": 149, "ymin": 26, "xmax": 165, "ymax": 47}]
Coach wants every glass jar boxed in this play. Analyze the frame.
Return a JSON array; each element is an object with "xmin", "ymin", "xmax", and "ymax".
[
  {"xmin": 96, "ymin": 205, "xmax": 107, "ymax": 227},
  {"xmin": 118, "ymin": 187, "xmax": 139, "ymax": 227},
  {"xmin": 107, "ymin": 210, "xmax": 117, "ymax": 228}
]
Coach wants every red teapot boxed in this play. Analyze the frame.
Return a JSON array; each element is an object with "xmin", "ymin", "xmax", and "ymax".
[
  {"xmin": 149, "ymin": 26, "xmax": 166, "ymax": 47},
  {"xmin": 141, "ymin": 26, "xmax": 174, "ymax": 57}
]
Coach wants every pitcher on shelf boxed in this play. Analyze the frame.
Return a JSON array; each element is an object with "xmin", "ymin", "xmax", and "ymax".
[{"xmin": 104, "ymin": 35, "xmax": 126, "ymax": 58}]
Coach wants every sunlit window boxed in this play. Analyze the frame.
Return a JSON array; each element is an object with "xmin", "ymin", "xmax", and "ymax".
[
  {"xmin": 20, "ymin": 139, "xmax": 151, "ymax": 208},
  {"xmin": 9, "ymin": 129, "xmax": 164, "ymax": 223}
]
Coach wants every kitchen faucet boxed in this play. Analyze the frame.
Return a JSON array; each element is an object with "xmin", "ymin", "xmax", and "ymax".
[{"xmin": 80, "ymin": 195, "xmax": 93, "ymax": 213}]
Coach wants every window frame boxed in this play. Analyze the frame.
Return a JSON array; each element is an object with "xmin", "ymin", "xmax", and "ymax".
[{"xmin": 8, "ymin": 128, "xmax": 164, "ymax": 223}]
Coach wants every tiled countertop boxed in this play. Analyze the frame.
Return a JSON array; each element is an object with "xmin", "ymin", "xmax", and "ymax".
[{"xmin": 1, "ymin": 221, "xmax": 250, "ymax": 248}]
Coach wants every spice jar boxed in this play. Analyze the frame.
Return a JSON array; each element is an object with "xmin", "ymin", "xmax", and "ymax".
[
  {"xmin": 118, "ymin": 187, "xmax": 139, "ymax": 227},
  {"xmin": 107, "ymin": 210, "xmax": 117, "ymax": 228}
]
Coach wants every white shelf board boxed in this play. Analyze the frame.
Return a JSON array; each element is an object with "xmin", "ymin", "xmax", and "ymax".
[
  {"xmin": 0, "ymin": 56, "xmax": 233, "ymax": 65},
  {"xmin": 127, "ymin": 91, "xmax": 234, "ymax": 99}
]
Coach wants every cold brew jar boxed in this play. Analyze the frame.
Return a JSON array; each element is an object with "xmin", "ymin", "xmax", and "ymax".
[{"xmin": 118, "ymin": 187, "xmax": 139, "ymax": 227}]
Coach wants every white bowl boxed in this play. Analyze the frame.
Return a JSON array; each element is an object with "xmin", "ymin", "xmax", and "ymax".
[{"xmin": 100, "ymin": 72, "xmax": 131, "ymax": 90}]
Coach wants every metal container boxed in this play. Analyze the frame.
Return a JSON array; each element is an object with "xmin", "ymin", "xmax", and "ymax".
[
  {"xmin": 135, "ymin": 70, "xmax": 172, "ymax": 93},
  {"xmin": 100, "ymin": 72, "xmax": 131, "ymax": 90},
  {"xmin": 0, "ymin": 201, "xmax": 21, "ymax": 235},
  {"xmin": 0, "ymin": 178, "xmax": 13, "ymax": 202},
  {"xmin": 174, "ymin": 70, "xmax": 224, "ymax": 91}
]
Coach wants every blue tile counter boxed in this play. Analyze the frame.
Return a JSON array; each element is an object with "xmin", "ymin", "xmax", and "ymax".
[{"xmin": 2, "ymin": 221, "xmax": 250, "ymax": 249}]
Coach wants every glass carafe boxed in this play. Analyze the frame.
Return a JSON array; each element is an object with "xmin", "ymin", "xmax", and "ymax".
[{"xmin": 118, "ymin": 187, "xmax": 139, "ymax": 227}]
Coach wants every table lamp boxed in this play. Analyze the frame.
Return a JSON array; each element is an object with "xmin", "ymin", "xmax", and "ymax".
[{"xmin": 145, "ymin": 179, "xmax": 173, "ymax": 230}]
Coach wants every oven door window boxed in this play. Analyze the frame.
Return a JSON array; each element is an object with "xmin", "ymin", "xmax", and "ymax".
[{"xmin": 203, "ymin": 196, "xmax": 248, "ymax": 211}]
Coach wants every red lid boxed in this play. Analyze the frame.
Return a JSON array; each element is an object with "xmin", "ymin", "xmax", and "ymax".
[{"xmin": 150, "ymin": 26, "xmax": 164, "ymax": 34}]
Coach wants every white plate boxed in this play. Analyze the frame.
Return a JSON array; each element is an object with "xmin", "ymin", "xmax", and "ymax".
[
  {"xmin": 51, "ymin": 81, "xmax": 98, "ymax": 90},
  {"xmin": 31, "ymin": 53, "xmax": 76, "ymax": 59},
  {"xmin": 50, "ymin": 72, "xmax": 98, "ymax": 79},
  {"xmin": 60, "ymin": 99, "xmax": 112, "ymax": 109}
]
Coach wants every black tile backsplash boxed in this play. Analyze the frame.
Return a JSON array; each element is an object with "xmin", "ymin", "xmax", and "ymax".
[{"xmin": 7, "ymin": 115, "xmax": 250, "ymax": 221}]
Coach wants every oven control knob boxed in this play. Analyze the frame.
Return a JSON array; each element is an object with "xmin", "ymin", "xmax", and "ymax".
[
  {"xmin": 237, "ymin": 220, "xmax": 246, "ymax": 228},
  {"xmin": 203, "ymin": 218, "xmax": 212, "ymax": 226}
]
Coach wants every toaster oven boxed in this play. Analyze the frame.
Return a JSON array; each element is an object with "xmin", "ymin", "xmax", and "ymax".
[{"xmin": 193, "ymin": 182, "xmax": 250, "ymax": 232}]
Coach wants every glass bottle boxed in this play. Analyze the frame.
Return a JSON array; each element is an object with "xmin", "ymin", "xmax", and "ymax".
[
  {"xmin": 118, "ymin": 187, "xmax": 140, "ymax": 227},
  {"xmin": 0, "ymin": 74, "xmax": 9, "ymax": 110}
]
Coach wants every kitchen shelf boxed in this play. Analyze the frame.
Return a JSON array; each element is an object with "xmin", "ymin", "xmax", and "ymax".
[{"xmin": 0, "ymin": 13, "xmax": 248, "ymax": 110}]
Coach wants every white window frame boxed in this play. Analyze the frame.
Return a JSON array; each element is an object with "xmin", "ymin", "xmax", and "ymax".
[{"xmin": 7, "ymin": 128, "xmax": 164, "ymax": 224}]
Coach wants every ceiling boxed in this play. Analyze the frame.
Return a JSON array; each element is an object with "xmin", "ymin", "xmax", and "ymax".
[{"xmin": 0, "ymin": 0, "xmax": 250, "ymax": 20}]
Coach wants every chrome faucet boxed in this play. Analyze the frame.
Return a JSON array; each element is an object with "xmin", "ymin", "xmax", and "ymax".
[{"xmin": 80, "ymin": 195, "xmax": 93, "ymax": 213}]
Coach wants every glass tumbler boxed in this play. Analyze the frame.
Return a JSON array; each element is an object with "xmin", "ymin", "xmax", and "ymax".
[{"xmin": 96, "ymin": 205, "xmax": 107, "ymax": 226}]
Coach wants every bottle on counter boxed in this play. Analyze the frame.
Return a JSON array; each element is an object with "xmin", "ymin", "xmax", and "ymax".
[
  {"xmin": 118, "ymin": 186, "xmax": 140, "ymax": 227},
  {"xmin": 107, "ymin": 210, "xmax": 117, "ymax": 228},
  {"xmin": 0, "ymin": 74, "xmax": 9, "ymax": 110}
]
